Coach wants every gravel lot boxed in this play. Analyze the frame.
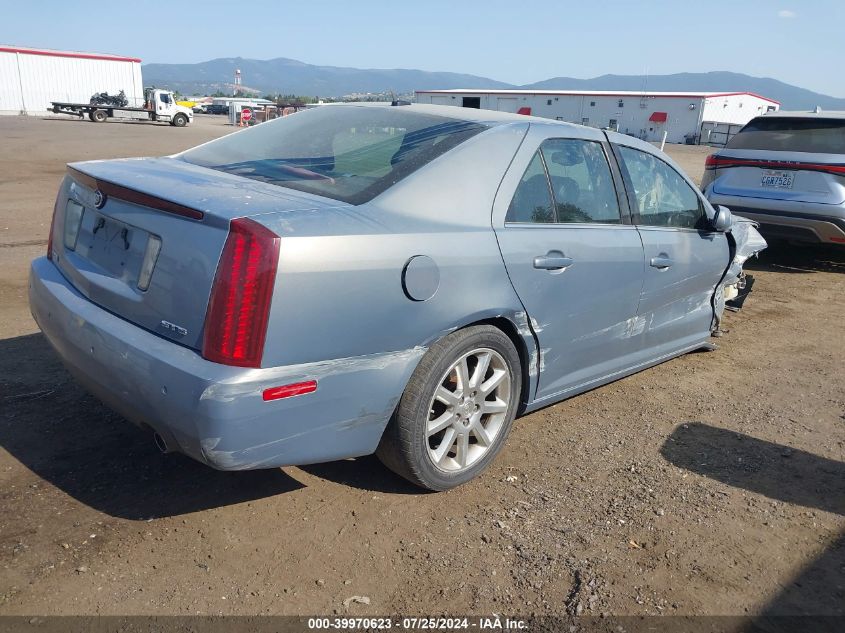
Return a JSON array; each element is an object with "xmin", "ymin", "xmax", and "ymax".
[{"xmin": 0, "ymin": 115, "xmax": 842, "ymax": 620}]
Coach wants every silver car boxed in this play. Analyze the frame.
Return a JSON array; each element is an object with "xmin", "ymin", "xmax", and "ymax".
[
  {"xmin": 702, "ymin": 110, "xmax": 845, "ymax": 246},
  {"xmin": 29, "ymin": 103, "xmax": 765, "ymax": 490}
]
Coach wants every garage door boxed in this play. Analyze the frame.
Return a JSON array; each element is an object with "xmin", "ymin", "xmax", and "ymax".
[{"xmin": 497, "ymin": 97, "xmax": 519, "ymax": 113}]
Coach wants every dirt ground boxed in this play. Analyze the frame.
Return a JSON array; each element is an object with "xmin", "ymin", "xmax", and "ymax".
[{"xmin": 0, "ymin": 115, "xmax": 843, "ymax": 620}]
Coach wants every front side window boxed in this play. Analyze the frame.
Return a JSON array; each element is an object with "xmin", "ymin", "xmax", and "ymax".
[
  {"xmin": 180, "ymin": 106, "xmax": 486, "ymax": 205},
  {"xmin": 617, "ymin": 146, "xmax": 705, "ymax": 229}
]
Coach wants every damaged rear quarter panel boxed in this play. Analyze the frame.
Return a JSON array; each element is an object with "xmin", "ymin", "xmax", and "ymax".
[
  {"xmin": 196, "ymin": 122, "xmax": 540, "ymax": 466},
  {"xmin": 196, "ymin": 347, "xmax": 427, "ymax": 469},
  {"xmin": 254, "ymin": 123, "xmax": 538, "ymax": 382}
]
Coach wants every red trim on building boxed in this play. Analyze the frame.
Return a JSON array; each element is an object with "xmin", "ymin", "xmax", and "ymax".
[
  {"xmin": 649, "ymin": 111, "xmax": 668, "ymax": 123},
  {"xmin": 0, "ymin": 46, "xmax": 141, "ymax": 64},
  {"xmin": 704, "ymin": 92, "xmax": 780, "ymax": 104}
]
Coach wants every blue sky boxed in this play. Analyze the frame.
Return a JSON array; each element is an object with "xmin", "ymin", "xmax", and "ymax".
[{"xmin": 2, "ymin": 0, "xmax": 842, "ymax": 96}]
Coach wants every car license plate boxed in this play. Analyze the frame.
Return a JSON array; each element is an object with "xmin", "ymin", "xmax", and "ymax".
[{"xmin": 760, "ymin": 170, "xmax": 794, "ymax": 189}]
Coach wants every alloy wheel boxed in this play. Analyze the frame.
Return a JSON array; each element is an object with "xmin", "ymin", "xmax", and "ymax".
[{"xmin": 425, "ymin": 347, "xmax": 512, "ymax": 472}]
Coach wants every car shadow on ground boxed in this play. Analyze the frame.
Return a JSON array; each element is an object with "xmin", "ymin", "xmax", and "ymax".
[
  {"xmin": 0, "ymin": 333, "xmax": 418, "ymax": 519},
  {"xmin": 298, "ymin": 457, "xmax": 424, "ymax": 495},
  {"xmin": 745, "ymin": 241, "xmax": 845, "ymax": 275},
  {"xmin": 661, "ymin": 422, "xmax": 844, "ymax": 623},
  {"xmin": 0, "ymin": 333, "xmax": 307, "ymax": 520}
]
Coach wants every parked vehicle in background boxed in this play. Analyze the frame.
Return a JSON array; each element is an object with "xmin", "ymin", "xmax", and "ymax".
[
  {"xmin": 89, "ymin": 90, "xmax": 128, "ymax": 108},
  {"xmin": 51, "ymin": 88, "xmax": 193, "ymax": 127},
  {"xmin": 29, "ymin": 104, "xmax": 765, "ymax": 491},
  {"xmin": 702, "ymin": 110, "xmax": 845, "ymax": 246}
]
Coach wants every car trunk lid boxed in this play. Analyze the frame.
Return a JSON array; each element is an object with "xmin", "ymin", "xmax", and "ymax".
[{"xmin": 53, "ymin": 157, "xmax": 343, "ymax": 351}]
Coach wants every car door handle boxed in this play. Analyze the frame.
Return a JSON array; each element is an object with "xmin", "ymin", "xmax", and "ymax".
[
  {"xmin": 533, "ymin": 254, "xmax": 574, "ymax": 270},
  {"xmin": 649, "ymin": 256, "xmax": 674, "ymax": 269}
]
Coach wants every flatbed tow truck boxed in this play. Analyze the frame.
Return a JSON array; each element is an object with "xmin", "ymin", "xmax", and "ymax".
[{"xmin": 50, "ymin": 88, "xmax": 193, "ymax": 127}]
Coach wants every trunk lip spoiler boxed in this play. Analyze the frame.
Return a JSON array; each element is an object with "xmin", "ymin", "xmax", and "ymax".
[{"xmin": 67, "ymin": 166, "xmax": 204, "ymax": 221}]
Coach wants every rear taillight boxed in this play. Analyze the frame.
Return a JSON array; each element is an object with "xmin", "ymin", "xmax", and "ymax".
[
  {"xmin": 202, "ymin": 218, "xmax": 280, "ymax": 368},
  {"xmin": 705, "ymin": 155, "xmax": 845, "ymax": 176},
  {"xmin": 46, "ymin": 192, "xmax": 59, "ymax": 260}
]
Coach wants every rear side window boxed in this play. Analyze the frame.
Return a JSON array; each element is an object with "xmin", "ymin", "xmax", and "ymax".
[
  {"xmin": 506, "ymin": 139, "xmax": 621, "ymax": 224},
  {"xmin": 179, "ymin": 106, "xmax": 486, "ymax": 205},
  {"xmin": 506, "ymin": 152, "xmax": 555, "ymax": 223},
  {"xmin": 543, "ymin": 139, "xmax": 621, "ymax": 223},
  {"xmin": 727, "ymin": 117, "xmax": 845, "ymax": 153},
  {"xmin": 618, "ymin": 146, "xmax": 705, "ymax": 230}
]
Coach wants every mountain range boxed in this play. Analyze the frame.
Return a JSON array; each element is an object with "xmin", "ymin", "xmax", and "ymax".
[{"xmin": 142, "ymin": 57, "xmax": 845, "ymax": 111}]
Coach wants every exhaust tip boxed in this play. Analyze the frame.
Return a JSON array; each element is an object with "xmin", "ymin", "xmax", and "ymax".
[{"xmin": 153, "ymin": 432, "xmax": 169, "ymax": 454}]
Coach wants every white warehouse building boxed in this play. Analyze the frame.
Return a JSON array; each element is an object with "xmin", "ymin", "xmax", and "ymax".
[
  {"xmin": 415, "ymin": 89, "xmax": 780, "ymax": 145},
  {"xmin": 0, "ymin": 45, "xmax": 143, "ymax": 116}
]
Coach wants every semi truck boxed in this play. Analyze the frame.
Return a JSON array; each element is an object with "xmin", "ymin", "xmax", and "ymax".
[{"xmin": 50, "ymin": 88, "xmax": 193, "ymax": 127}]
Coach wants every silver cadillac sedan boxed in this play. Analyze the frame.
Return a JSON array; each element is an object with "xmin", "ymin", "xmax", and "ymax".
[{"xmin": 29, "ymin": 103, "xmax": 765, "ymax": 490}]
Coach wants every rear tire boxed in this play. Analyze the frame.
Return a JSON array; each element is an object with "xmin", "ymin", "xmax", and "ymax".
[
  {"xmin": 376, "ymin": 325, "xmax": 521, "ymax": 491},
  {"xmin": 91, "ymin": 109, "xmax": 107, "ymax": 123},
  {"xmin": 172, "ymin": 113, "xmax": 188, "ymax": 127}
]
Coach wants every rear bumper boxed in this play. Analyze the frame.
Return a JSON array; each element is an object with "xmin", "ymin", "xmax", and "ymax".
[
  {"xmin": 705, "ymin": 193, "xmax": 845, "ymax": 244},
  {"xmin": 28, "ymin": 257, "xmax": 423, "ymax": 470}
]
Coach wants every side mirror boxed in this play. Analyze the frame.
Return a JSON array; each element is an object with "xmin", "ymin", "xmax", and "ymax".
[{"xmin": 710, "ymin": 205, "xmax": 733, "ymax": 232}]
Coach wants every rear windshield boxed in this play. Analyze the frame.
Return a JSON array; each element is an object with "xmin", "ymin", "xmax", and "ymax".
[
  {"xmin": 179, "ymin": 106, "xmax": 486, "ymax": 205},
  {"xmin": 727, "ymin": 116, "xmax": 845, "ymax": 153}
]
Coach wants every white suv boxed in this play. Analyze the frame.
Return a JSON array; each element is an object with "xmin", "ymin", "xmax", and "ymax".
[{"xmin": 702, "ymin": 110, "xmax": 845, "ymax": 246}]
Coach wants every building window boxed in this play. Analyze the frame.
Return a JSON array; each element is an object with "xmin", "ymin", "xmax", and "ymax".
[
  {"xmin": 581, "ymin": 117, "xmax": 589, "ymax": 125},
  {"xmin": 546, "ymin": 99, "xmax": 552, "ymax": 106},
  {"xmin": 618, "ymin": 99, "xmax": 624, "ymax": 108},
  {"xmin": 590, "ymin": 101, "xmax": 596, "ymax": 107},
  {"xmin": 609, "ymin": 119, "xmax": 618, "ymax": 130}
]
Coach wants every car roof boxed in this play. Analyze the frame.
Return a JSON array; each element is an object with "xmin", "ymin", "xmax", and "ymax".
[
  {"xmin": 318, "ymin": 101, "xmax": 579, "ymax": 126},
  {"xmin": 761, "ymin": 109, "xmax": 845, "ymax": 120},
  {"xmin": 319, "ymin": 102, "xmax": 605, "ymax": 142}
]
